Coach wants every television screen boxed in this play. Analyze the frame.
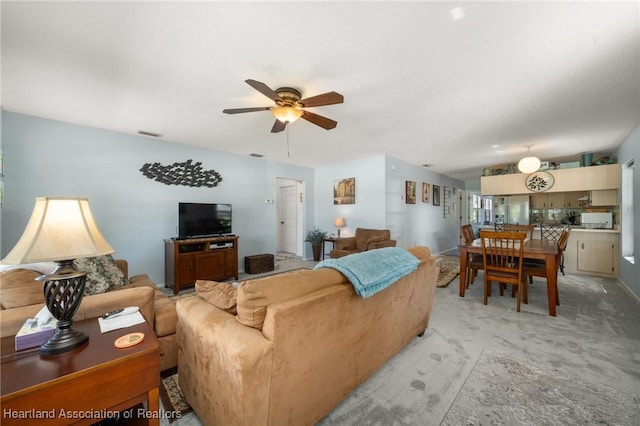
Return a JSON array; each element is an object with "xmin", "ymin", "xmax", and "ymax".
[{"xmin": 178, "ymin": 203, "xmax": 232, "ymax": 238}]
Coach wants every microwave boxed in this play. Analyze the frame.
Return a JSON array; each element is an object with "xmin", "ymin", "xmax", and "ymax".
[{"xmin": 580, "ymin": 212, "xmax": 613, "ymax": 229}]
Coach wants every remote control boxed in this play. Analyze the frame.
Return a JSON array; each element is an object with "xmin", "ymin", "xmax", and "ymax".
[{"xmin": 102, "ymin": 306, "xmax": 139, "ymax": 320}]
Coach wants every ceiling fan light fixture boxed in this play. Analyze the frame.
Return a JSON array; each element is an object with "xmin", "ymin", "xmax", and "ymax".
[
  {"xmin": 517, "ymin": 146, "xmax": 541, "ymax": 173},
  {"xmin": 272, "ymin": 106, "xmax": 303, "ymax": 123}
]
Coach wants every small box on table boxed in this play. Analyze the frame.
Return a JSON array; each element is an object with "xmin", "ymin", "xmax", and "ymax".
[
  {"xmin": 245, "ymin": 254, "xmax": 274, "ymax": 274},
  {"xmin": 15, "ymin": 317, "xmax": 57, "ymax": 351}
]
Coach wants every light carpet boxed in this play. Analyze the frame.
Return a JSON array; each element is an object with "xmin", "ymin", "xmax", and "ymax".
[{"xmin": 161, "ymin": 269, "xmax": 640, "ymax": 426}]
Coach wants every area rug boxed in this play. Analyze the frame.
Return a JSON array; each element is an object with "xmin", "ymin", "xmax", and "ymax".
[
  {"xmin": 159, "ymin": 373, "xmax": 192, "ymax": 423},
  {"xmin": 435, "ymin": 255, "xmax": 460, "ymax": 288}
]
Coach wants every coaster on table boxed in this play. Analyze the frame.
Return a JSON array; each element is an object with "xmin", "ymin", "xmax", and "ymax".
[{"xmin": 114, "ymin": 332, "xmax": 145, "ymax": 348}]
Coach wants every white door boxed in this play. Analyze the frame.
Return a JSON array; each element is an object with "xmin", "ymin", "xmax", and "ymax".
[{"xmin": 279, "ymin": 185, "xmax": 297, "ymax": 253}]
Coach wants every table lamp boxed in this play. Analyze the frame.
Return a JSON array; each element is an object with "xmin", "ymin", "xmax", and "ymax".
[
  {"xmin": 333, "ymin": 217, "xmax": 345, "ymax": 237},
  {"xmin": 2, "ymin": 197, "xmax": 114, "ymax": 355}
]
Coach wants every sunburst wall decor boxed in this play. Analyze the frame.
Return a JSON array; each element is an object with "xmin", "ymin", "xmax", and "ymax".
[{"xmin": 139, "ymin": 159, "xmax": 223, "ymax": 188}]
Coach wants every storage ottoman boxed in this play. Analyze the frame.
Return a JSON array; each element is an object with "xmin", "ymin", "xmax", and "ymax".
[{"xmin": 245, "ymin": 254, "xmax": 274, "ymax": 274}]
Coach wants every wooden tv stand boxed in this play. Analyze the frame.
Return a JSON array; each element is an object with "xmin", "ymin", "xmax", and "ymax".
[{"xmin": 165, "ymin": 236, "xmax": 239, "ymax": 294}]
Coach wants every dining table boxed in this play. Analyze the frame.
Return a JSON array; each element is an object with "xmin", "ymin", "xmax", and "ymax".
[{"xmin": 459, "ymin": 237, "xmax": 561, "ymax": 316}]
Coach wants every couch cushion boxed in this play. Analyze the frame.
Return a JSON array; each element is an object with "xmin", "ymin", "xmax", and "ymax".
[
  {"xmin": 236, "ymin": 268, "xmax": 347, "ymax": 330},
  {"xmin": 196, "ymin": 280, "xmax": 238, "ymax": 314},
  {"xmin": 74, "ymin": 254, "xmax": 128, "ymax": 295},
  {"xmin": 0, "ymin": 268, "xmax": 43, "ymax": 310}
]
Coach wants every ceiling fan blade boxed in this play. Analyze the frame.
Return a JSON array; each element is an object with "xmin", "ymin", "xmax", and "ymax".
[
  {"xmin": 271, "ymin": 119, "xmax": 287, "ymax": 133},
  {"xmin": 299, "ymin": 91, "xmax": 344, "ymax": 108},
  {"xmin": 245, "ymin": 79, "xmax": 281, "ymax": 102},
  {"xmin": 301, "ymin": 111, "xmax": 338, "ymax": 130},
  {"xmin": 222, "ymin": 107, "xmax": 271, "ymax": 114}
]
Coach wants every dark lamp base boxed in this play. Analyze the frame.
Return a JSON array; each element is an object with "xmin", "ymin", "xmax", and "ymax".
[
  {"xmin": 40, "ymin": 326, "xmax": 89, "ymax": 355},
  {"xmin": 38, "ymin": 259, "xmax": 90, "ymax": 355}
]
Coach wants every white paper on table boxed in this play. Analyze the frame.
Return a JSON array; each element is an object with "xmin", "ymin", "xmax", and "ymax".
[{"xmin": 98, "ymin": 311, "xmax": 145, "ymax": 333}]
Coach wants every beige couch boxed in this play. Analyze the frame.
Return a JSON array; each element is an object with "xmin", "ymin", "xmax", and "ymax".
[
  {"xmin": 176, "ymin": 246, "xmax": 439, "ymax": 426},
  {"xmin": 330, "ymin": 227, "xmax": 397, "ymax": 258},
  {"xmin": 0, "ymin": 259, "xmax": 177, "ymax": 371}
]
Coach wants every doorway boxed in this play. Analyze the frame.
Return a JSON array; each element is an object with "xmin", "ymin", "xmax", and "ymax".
[{"xmin": 276, "ymin": 178, "xmax": 304, "ymax": 257}]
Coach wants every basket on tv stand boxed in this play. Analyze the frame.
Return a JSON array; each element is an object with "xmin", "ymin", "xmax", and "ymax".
[{"xmin": 164, "ymin": 235, "xmax": 239, "ymax": 295}]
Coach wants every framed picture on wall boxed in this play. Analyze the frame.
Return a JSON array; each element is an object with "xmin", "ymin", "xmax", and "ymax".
[
  {"xmin": 405, "ymin": 181, "xmax": 416, "ymax": 204},
  {"xmin": 422, "ymin": 182, "xmax": 430, "ymax": 203},
  {"xmin": 433, "ymin": 185, "xmax": 441, "ymax": 206},
  {"xmin": 334, "ymin": 177, "xmax": 355, "ymax": 204}
]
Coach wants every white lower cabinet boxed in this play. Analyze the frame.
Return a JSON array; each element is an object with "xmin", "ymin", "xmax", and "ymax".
[
  {"xmin": 564, "ymin": 230, "xmax": 618, "ymax": 277},
  {"xmin": 577, "ymin": 240, "xmax": 615, "ymax": 274}
]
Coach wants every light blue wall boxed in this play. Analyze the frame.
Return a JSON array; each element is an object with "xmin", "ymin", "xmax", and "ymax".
[
  {"xmin": 1, "ymin": 112, "xmax": 315, "ymax": 283},
  {"xmin": 1, "ymin": 111, "xmax": 467, "ymax": 285},
  {"xmin": 615, "ymin": 122, "xmax": 640, "ymax": 299},
  {"xmin": 385, "ymin": 156, "xmax": 464, "ymax": 253},
  {"xmin": 314, "ymin": 155, "xmax": 387, "ymax": 237}
]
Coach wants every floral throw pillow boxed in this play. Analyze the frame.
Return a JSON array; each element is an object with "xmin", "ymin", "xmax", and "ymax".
[{"xmin": 74, "ymin": 254, "xmax": 129, "ymax": 296}]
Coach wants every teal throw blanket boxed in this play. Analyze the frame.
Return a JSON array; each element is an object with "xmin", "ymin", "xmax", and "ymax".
[{"xmin": 314, "ymin": 247, "xmax": 420, "ymax": 298}]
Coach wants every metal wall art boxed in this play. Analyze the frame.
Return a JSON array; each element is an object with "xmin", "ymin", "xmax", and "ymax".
[{"xmin": 139, "ymin": 159, "xmax": 223, "ymax": 188}]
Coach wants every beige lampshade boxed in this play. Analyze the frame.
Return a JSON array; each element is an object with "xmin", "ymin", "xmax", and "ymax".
[
  {"xmin": 333, "ymin": 217, "xmax": 345, "ymax": 228},
  {"xmin": 272, "ymin": 106, "xmax": 303, "ymax": 123},
  {"xmin": 2, "ymin": 197, "xmax": 114, "ymax": 264}
]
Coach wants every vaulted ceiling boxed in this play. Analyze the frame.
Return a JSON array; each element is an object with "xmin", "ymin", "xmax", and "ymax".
[{"xmin": 2, "ymin": 1, "xmax": 639, "ymax": 180}]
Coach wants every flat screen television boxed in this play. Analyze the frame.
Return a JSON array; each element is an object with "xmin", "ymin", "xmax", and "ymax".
[{"xmin": 178, "ymin": 202, "xmax": 232, "ymax": 238}]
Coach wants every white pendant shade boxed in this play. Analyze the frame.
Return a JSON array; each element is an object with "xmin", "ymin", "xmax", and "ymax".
[
  {"xmin": 518, "ymin": 156, "xmax": 541, "ymax": 173},
  {"xmin": 272, "ymin": 106, "xmax": 303, "ymax": 123},
  {"xmin": 2, "ymin": 197, "xmax": 114, "ymax": 264}
]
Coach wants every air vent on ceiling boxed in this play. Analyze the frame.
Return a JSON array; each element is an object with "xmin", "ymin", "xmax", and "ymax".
[
  {"xmin": 249, "ymin": 153, "xmax": 264, "ymax": 158},
  {"xmin": 138, "ymin": 130, "xmax": 163, "ymax": 138},
  {"xmin": 422, "ymin": 163, "xmax": 434, "ymax": 168}
]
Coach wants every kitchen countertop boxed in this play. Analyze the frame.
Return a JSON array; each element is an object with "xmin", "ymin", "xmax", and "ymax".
[{"xmin": 475, "ymin": 224, "xmax": 620, "ymax": 234}]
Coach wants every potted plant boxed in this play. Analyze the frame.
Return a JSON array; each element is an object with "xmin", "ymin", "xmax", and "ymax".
[{"xmin": 305, "ymin": 227, "xmax": 328, "ymax": 261}]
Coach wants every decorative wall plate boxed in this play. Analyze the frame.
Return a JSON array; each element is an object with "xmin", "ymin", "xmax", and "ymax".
[{"xmin": 526, "ymin": 171, "xmax": 555, "ymax": 192}]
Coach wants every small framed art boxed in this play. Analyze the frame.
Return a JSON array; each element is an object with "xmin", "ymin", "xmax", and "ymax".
[
  {"xmin": 334, "ymin": 177, "xmax": 355, "ymax": 205},
  {"xmin": 433, "ymin": 185, "xmax": 441, "ymax": 206},
  {"xmin": 405, "ymin": 181, "xmax": 416, "ymax": 204},
  {"xmin": 422, "ymin": 183, "xmax": 430, "ymax": 203}
]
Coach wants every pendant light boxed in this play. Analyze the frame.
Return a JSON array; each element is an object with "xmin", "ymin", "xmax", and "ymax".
[{"xmin": 517, "ymin": 146, "xmax": 541, "ymax": 174}]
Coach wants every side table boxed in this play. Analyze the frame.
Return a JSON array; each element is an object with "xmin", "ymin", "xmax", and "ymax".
[
  {"xmin": 322, "ymin": 237, "xmax": 337, "ymax": 260},
  {"xmin": 1, "ymin": 318, "xmax": 160, "ymax": 426}
]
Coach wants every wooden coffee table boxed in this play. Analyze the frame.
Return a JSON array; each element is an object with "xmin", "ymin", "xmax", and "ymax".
[{"xmin": 1, "ymin": 318, "xmax": 160, "ymax": 425}]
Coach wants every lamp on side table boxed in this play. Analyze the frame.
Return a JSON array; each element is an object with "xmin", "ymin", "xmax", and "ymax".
[{"xmin": 1, "ymin": 197, "xmax": 114, "ymax": 355}]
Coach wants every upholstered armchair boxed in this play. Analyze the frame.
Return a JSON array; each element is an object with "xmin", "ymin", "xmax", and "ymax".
[{"xmin": 329, "ymin": 228, "xmax": 396, "ymax": 258}]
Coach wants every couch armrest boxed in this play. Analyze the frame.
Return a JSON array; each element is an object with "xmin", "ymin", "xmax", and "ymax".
[
  {"xmin": 176, "ymin": 296, "xmax": 273, "ymax": 426},
  {"xmin": 334, "ymin": 237, "xmax": 356, "ymax": 250},
  {"xmin": 0, "ymin": 286, "xmax": 155, "ymax": 338},
  {"xmin": 74, "ymin": 286, "xmax": 155, "ymax": 326},
  {"xmin": 0, "ymin": 305, "xmax": 43, "ymax": 338}
]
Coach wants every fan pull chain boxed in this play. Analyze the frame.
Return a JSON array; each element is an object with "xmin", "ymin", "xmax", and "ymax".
[{"xmin": 286, "ymin": 125, "xmax": 290, "ymax": 157}]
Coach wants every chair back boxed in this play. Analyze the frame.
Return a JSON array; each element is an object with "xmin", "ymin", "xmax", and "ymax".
[
  {"xmin": 479, "ymin": 230, "xmax": 526, "ymax": 286},
  {"xmin": 503, "ymin": 224, "xmax": 535, "ymax": 239},
  {"xmin": 460, "ymin": 225, "xmax": 475, "ymax": 244},
  {"xmin": 557, "ymin": 229, "xmax": 570, "ymax": 256},
  {"xmin": 541, "ymin": 224, "xmax": 569, "ymax": 242}
]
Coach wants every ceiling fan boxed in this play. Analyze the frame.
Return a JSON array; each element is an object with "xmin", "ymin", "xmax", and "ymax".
[{"xmin": 223, "ymin": 79, "xmax": 344, "ymax": 133}]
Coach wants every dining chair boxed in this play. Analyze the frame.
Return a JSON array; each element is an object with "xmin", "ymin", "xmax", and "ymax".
[
  {"xmin": 503, "ymin": 224, "xmax": 535, "ymax": 240},
  {"xmin": 540, "ymin": 224, "xmax": 570, "ymax": 275},
  {"xmin": 460, "ymin": 225, "xmax": 483, "ymax": 288},
  {"xmin": 479, "ymin": 230, "xmax": 528, "ymax": 312},
  {"xmin": 523, "ymin": 229, "xmax": 570, "ymax": 306}
]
